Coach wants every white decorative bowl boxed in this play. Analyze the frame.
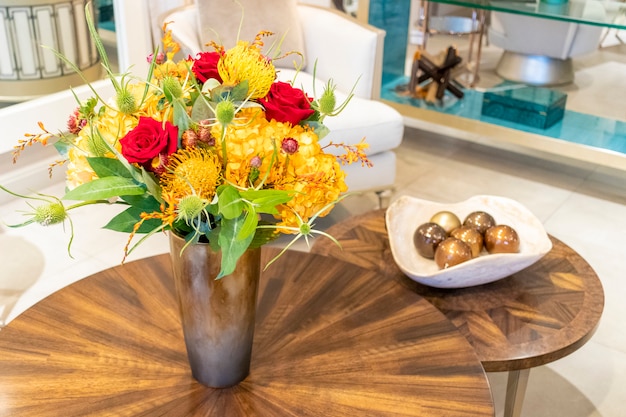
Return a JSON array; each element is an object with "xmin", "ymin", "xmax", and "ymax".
[{"xmin": 385, "ymin": 195, "xmax": 552, "ymax": 289}]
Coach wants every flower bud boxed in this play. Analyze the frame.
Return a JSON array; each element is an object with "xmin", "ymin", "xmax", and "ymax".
[
  {"xmin": 147, "ymin": 52, "xmax": 166, "ymax": 65},
  {"xmin": 162, "ymin": 76, "xmax": 183, "ymax": 100},
  {"xmin": 198, "ymin": 126, "xmax": 215, "ymax": 145},
  {"xmin": 250, "ymin": 155, "xmax": 262, "ymax": 168},
  {"xmin": 67, "ymin": 108, "xmax": 85, "ymax": 134},
  {"xmin": 318, "ymin": 87, "xmax": 337, "ymax": 115},
  {"xmin": 34, "ymin": 201, "xmax": 67, "ymax": 226},
  {"xmin": 215, "ymin": 100, "xmax": 235, "ymax": 125},
  {"xmin": 177, "ymin": 195, "xmax": 206, "ymax": 222},
  {"xmin": 182, "ymin": 129, "xmax": 198, "ymax": 148},
  {"xmin": 281, "ymin": 137, "xmax": 299, "ymax": 155},
  {"xmin": 116, "ymin": 88, "xmax": 137, "ymax": 114}
]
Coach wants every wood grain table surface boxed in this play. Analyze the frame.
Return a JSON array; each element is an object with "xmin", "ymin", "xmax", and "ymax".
[
  {"xmin": 311, "ymin": 209, "xmax": 605, "ymax": 372},
  {"xmin": 0, "ymin": 248, "xmax": 494, "ymax": 417},
  {"xmin": 311, "ymin": 208, "xmax": 604, "ymax": 417}
]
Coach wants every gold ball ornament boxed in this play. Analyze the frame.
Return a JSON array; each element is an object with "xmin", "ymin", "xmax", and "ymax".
[
  {"xmin": 429, "ymin": 211, "xmax": 461, "ymax": 235},
  {"xmin": 463, "ymin": 211, "xmax": 496, "ymax": 235},
  {"xmin": 484, "ymin": 225, "xmax": 520, "ymax": 254},
  {"xmin": 434, "ymin": 237, "xmax": 473, "ymax": 269},
  {"xmin": 450, "ymin": 226, "xmax": 484, "ymax": 258},
  {"xmin": 413, "ymin": 222, "xmax": 448, "ymax": 259}
]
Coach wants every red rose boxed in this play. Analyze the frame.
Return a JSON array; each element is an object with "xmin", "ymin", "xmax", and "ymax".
[
  {"xmin": 259, "ymin": 82, "xmax": 315, "ymax": 125},
  {"xmin": 120, "ymin": 117, "xmax": 178, "ymax": 171},
  {"xmin": 192, "ymin": 51, "xmax": 222, "ymax": 83}
]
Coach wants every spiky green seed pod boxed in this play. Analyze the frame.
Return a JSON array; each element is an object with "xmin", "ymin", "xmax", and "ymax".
[
  {"xmin": 34, "ymin": 201, "xmax": 67, "ymax": 226},
  {"xmin": 299, "ymin": 223, "xmax": 311, "ymax": 235},
  {"xmin": 215, "ymin": 100, "xmax": 235, "ymax": 126},
  {"xmin": 162, "ymin": 76, "xmax": 184, "ymax": 100},
  {"xmin": 116, "ymin": 88, "xmax": 137, "ymax": 114},
  {"xmin": 177, "ymin": 195, "xmax": 206, "ymax": 224},
  {"xmin": 318, "ymin": 87, "xmax": 337, "ymax": 115},
  {"xmin": 87, "ymin": 131, "xmax": 110, "ymax": 156}
]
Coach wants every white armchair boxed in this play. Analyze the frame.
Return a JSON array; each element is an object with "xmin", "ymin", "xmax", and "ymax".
[{"xmin": 162, "ymin": 3, "xmax": 404, "ymax": 204}]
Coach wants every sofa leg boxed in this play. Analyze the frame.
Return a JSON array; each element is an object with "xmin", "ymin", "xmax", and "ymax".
[{"xmin": 375, "ymin": 188, "xmax": 394, "ymax": 209}]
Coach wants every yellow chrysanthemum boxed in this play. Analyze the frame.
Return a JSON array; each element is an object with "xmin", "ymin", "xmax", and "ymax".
[
  {"xmin": 275, "ymin": 154, "xmax": 347, "ymax": 229},
  {"xmin": 160, "ymin": 147, "xmax": 222, "ymax": 201},
  {"xmin": 218, "ymin": 40, "xmax": 275, "ymax": 99},
  {"xmin": 210, "ymin": 107, "xmax": 347, "ymax": 229},
  {"xmin": 66, "ymin": 104, "xmax": 137, "ymax": 189},
  {"xmin": 153, "ymin": 59, "xmax": 191, "ymax": 82}
]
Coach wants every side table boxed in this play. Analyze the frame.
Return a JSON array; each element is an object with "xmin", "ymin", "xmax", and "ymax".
[
  {"xmin": 0, "ymin": 248, "xmax": 494, "ymax": 416},
  {"xmin": 311, "ymin": 209, "xmax": 604, "ymax": 417}
]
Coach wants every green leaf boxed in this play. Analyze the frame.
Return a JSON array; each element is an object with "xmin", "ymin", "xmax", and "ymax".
[
  {"xmin": 217, "ymin": 215, "xmax": 254, "ymax": 279},
  {"xmin": 230, "ymin": 80, "xmax": 249, "ymax": 102},
  {"xmin": 240, "ymin": 189, "xmax": 293, "ymax": 214},
  {"xmin": 103, "ymin": 206, "xmax": 162, "ymax": 233},
  {"xmin": 249, "ymin": 221, "xmax": 280, "ymax": 248},
  {"xmin": 173, "ymin": 100, "xmax": 190, "ymax": 133},
  {"xmin": 87, "ymin": 157, "xmax": 133, "ymax": 179},
  {"xmin": 238, "ymin": 204, "xmax": 259, "ymax": 240},
  {"xmin": 121, "ymin": 193, "xmax": 161, "ymax": 212},
  {"xmin": 304, "ymin": 120, "xmax": 330, "ymax": 140},
  {"xmin": 218, "ymin": 185, "xmax": 244, "ymax": 219},
  {"xmin": 190, "ymin": 95, "xmax": 214, "ymax": 122},
  {"xmin": 53, "ymin": 139, "xmax": 72, "ymax": 159},
  {"xmin": 63, "ymin": 177, "xmax": 145, "ymax": 201},
  {"xmin": 141, "ymin": 168, "xmax": 162, "ymax": 203}
]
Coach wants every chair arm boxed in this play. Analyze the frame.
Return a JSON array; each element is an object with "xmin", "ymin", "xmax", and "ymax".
[{"xmin": 296, "ymin": 5, "xmax": 385, "ymax": 99}]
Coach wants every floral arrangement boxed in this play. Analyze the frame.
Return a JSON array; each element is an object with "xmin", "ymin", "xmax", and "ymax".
[{"xmin": 2, "ymin": 10, "xmax": 370, "ymax": 278}]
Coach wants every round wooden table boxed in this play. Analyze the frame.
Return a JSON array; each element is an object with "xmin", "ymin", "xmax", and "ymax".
[
  {"xmin": 311, "ymin": 209, "xmax": 604, "ymax": 417},
  {"xmin": 0, "ymin": 248, "xmax": 494, "ymax": 417}
]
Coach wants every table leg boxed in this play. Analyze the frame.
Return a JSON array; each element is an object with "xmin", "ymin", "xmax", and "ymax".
[{"xmin": 504, "ymin": 369, "xmax": 530, "ymax": 417}]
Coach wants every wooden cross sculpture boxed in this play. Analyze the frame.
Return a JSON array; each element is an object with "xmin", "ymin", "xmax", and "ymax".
[{"xmin": 408, "ymin": 46, "xmax": 466, "ymax": 104}]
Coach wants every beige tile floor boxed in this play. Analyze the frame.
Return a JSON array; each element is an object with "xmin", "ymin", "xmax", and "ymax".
[{"xmin": 1, "ymin": 30, "xmax": 626, "ymax": 417}]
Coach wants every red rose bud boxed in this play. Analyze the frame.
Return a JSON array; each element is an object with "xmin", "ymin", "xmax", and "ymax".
[
  {"xmin": 192, "ymin": 51, "xmax": 222, "ymax": 83},
  {"xmin": 120, "ymin": 117, "xmax": 178, "ymax": 167},
  {"xmin": 281, "ymin": 137, "xmax": 299, "ymax": 155},
  {"xmin": 259, "ymin": 81, "xmax": 315, "ymax": 125}
]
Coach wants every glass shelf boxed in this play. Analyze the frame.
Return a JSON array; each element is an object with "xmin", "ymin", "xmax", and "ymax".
[
  {"xmin": 382, "ymin": 76, "xmax": 626, "ymax": 157},
  {"xmin": 426, "ymin": 0, "xmax": 626, "ymax": 30}
]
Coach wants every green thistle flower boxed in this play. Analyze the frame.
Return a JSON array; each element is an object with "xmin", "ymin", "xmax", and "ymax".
[
  {"xmin": 318, "ymin": 86, "xmax": 337, "ymax": 116},
  {"xmin": 215, "ymin": 100, "xmax": 235, "ymax": 125},
  {"xmin": 116, "ymin": 88, "xmax": 136, "ymax": 114},
  {"xmin": 162, "ymin": 76, "xmax": 184, "ymax": 100},
  {"xmin": 177, "ymin": 195, "xmax": 208, "ymax": 224},
  {"xmin": 34, "ymin": 201, "xmax": 67, "ymax": 226}
]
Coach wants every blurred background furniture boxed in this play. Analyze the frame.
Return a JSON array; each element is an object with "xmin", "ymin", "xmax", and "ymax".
[
  {"xmin": 0, "ymin": 0, "xmax": 101, "ymax": 102},
  {"xmin": 488, "ymin": 10, "xmax": 604, "ymax": 86},
  {"xmin": 163, "ymin": 1, "xmax": 404, "ymax": 204}
]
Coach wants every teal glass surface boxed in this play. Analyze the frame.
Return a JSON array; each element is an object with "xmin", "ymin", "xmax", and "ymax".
[
  {"xmin": 382, "ymin": 77, "xmax": 626, "ymax": 155},
  {"xmin": 368, "ymin": 0, "xmax": 412, "ymax": 78},
  {"xmin": 424, "ymin": 0, "xmax": 626, "ymax": 29}
]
